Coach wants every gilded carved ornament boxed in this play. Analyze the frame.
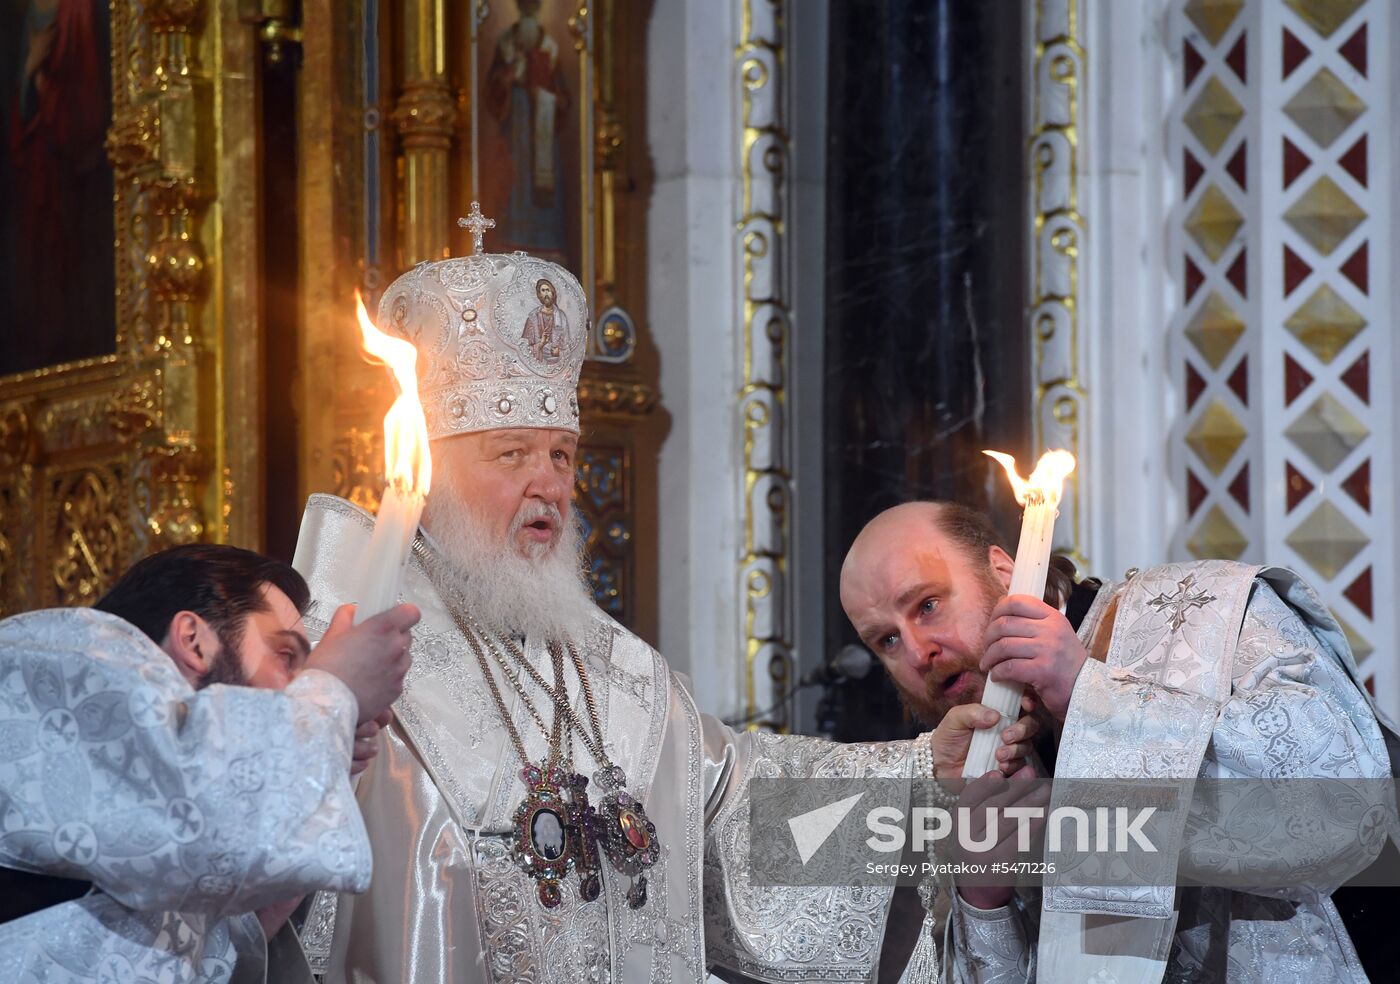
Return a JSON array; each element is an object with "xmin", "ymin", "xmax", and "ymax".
[
  {"xmin": 0, "ymin": 0, "xmax": 243, "ymax": 613},
  {"xmin": 51, "ymin": 466, "xmax": 126, "ymax": 605}
]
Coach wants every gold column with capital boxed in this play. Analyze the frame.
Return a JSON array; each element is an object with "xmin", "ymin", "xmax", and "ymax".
[{"xmin": 394, "ymin": 0, "xmax": 455, "ymax": 264}]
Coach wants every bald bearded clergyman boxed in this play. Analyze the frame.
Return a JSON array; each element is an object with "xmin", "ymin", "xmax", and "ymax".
[{"xmin": 840, "ymin": 500, "xmax": 1400, "ymax": 983}]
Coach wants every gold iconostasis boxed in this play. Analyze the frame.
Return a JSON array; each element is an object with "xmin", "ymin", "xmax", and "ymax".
[{"xmin": 0, "ymin": 0, "xmax": 665, "ymax": 642}]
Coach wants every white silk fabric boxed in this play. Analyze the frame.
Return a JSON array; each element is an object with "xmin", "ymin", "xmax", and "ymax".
[{"xmin": 293, "ymin": 493, "xmax": 919, "ymax": 984}]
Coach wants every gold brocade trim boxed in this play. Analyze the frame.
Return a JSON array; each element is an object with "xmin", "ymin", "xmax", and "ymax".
[
  {"xmin": 736, "ymin": 0, "xmax": 794, "ymax": 731},
  {"xmin": 1030, "ymin": 0, "xmax": 1090, "ymax": 569}
]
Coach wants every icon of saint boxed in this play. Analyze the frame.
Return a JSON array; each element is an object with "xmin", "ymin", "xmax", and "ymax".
[
  {"xmin": 530, "ymin": 808, "xmax": 565, "ymax": 861},
  {"xmin": 485, "ymin": 0, "xmax": 569, "ymax": 257},
  {"xmin": 521, "ymin": 278, "xmax": 567, "ymax": 365}
]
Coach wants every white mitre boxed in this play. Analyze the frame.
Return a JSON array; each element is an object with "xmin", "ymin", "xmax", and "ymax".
[{"xmin": 377, "ymin": 203, "xmax": 589, "ymax": 437}]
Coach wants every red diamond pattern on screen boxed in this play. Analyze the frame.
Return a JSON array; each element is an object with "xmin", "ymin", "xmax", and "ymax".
[
  {"xmin": 1185, "ymin": 255, "xmax": 1205, "ymax": 302},
  {"xmin": 1226, "ymin": 249, "xmax": 1247, "ymax": 296},
  {"xmin": 1344, "ymin": 567, "xmax": 1372, "ymax": 620},
  {"xmin": 1187, "ymin": 469, "xmax": 1209, "ymax": 516},
  {"xmin": 1285, "ymin": 461, "xmax": 1314, "ymax": 512},
  {"xmin": 1338, "ymin": 135, "xmax": 1367, "ymax": 188},
  {"xmin": 1283, "ymin": 245, "xmax": 1312, "ymax": 297},
  {"xmin": 1340, "ymin": 350, "xmax": 1369, "ymax": 404},
  {"xmin": 1339, "ymin": 23, "xmax": 1367, "ymax": 77},
  {"xmin": 1342, "ymin": 459, "xmax": 1370, "ymax": 512},
  {"xmin": 1284, "ymin": 353, "xmax": 1314, "ymax": 406},
  {"xmin": 1228, "ymin": 462, "xmax": 1250, "ymax": 511},
  {"xmin": 1283, "ymin": 137, "xmax": 1312, "ymax": 189},
  {"xmin": 1184, "ymin": 39, "xmax": 1205, "ymax": 87},
  {"xmin": 1227, "ymin": 356, "xmax": 1248, "ymax": 404},
  {"xmin": 1282, "ymin": 27, "xmax": 1310, "ymax": 79},
  {"xmin": 1225, "ymin": 33, "xmax": 1247, "ymax": 83},
  {"xmin": 1185, "ymin": 149, "xmax": 1205, "ymax": 195},
  {"xmin": 1340, "ymin": 241, "xmax": 1368, "ymax": 294},
  {"xmin": 1186, "ymin": 361, "xmax": 1207, "ymax": 410},
  {"xmin": 1225, "ymin": 143, "xmax": 1247, "ymax": 191}
]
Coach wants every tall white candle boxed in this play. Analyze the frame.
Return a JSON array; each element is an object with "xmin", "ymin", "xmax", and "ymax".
[
  {"xmin": 354, "ymin": 483, "xmax": 425, "ymax": 624},
  {"xmin": 351, "ymin": 291, "xmax": 432, "ymax": 623},
  {"xmin": 962, "ymin": 450, "xmax": 1075, "ymax": 779}
]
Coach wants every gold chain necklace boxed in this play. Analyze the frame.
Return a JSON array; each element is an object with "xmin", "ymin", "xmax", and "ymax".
[
  {"xmin": 463, "ymin": 614, "xmax": 660, "ymax": 909},
  {"xmin": 461, "ymin": 626, "xmax": 601, "ymax": 907},
  {"xmin": 419, "ymin": 549, "xmax": 660, "ymax": 911}
]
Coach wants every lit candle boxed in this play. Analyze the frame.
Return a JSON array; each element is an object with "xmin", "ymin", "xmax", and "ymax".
[
  {"xmin": 352, "ymin": 292, "xmax": 433, "ymax": 623},
  {"xmin": 962, "ymin": 449, "xmax": 1076, "ymax": 778}
]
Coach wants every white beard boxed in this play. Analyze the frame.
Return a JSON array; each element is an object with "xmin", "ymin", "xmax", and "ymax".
[{"xmin": 421, "ymin": 494, "xmax": 598, "ymax": 644}]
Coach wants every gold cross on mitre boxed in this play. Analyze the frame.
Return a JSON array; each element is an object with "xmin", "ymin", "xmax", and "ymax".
[{"xmin": 458, "ymin": 202, "xmax": 495, "ymax": 255}]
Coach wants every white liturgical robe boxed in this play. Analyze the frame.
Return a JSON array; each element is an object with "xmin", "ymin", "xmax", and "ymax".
[
  {"xmin": 293, "ymin": 493, "xmax": 918, "ymax": 984},
  {"xmin": 945, "ymin": 561, "xmax": 1398, "ymax": 983},
  {"xmin": 0, "ymin": 607, "xmax": 372, "ymax": 984}
]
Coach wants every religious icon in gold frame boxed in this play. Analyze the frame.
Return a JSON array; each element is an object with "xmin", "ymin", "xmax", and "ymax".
[{"xmin": 0, "ymin": 2, "xmax": 266, "ymax": 614}]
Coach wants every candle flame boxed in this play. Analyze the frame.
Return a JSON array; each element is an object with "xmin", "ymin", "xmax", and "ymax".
[
  {"xmin": 356, "ymin": 291, "xmax": 432, "ymax": 496},
  {"xmin": 983, "ymin": 449, "xmax": 1076, "ymax": 508}
]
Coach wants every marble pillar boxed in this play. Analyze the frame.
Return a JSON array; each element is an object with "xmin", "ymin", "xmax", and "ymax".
[{"xmin": 821, "ymin": 0, "xmax": 1028, "ymax": 740}]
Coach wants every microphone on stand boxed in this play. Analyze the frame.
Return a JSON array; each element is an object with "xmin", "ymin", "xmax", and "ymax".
[
  {"xmin": 809, "ymin": 645, "xmax": 875, "ymax": 739},
  {"xmin": 800, "ymin": 644, "xmax": 875, "ymax": 687},
  {"xmin": 722, "ymin": 645, "xmax": 875, "ymax": 728}
]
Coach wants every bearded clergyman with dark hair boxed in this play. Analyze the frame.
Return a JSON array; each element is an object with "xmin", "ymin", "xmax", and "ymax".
[{"xmin": 0, "ymin": 543, "xmax": 419, "ymax": 983}]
